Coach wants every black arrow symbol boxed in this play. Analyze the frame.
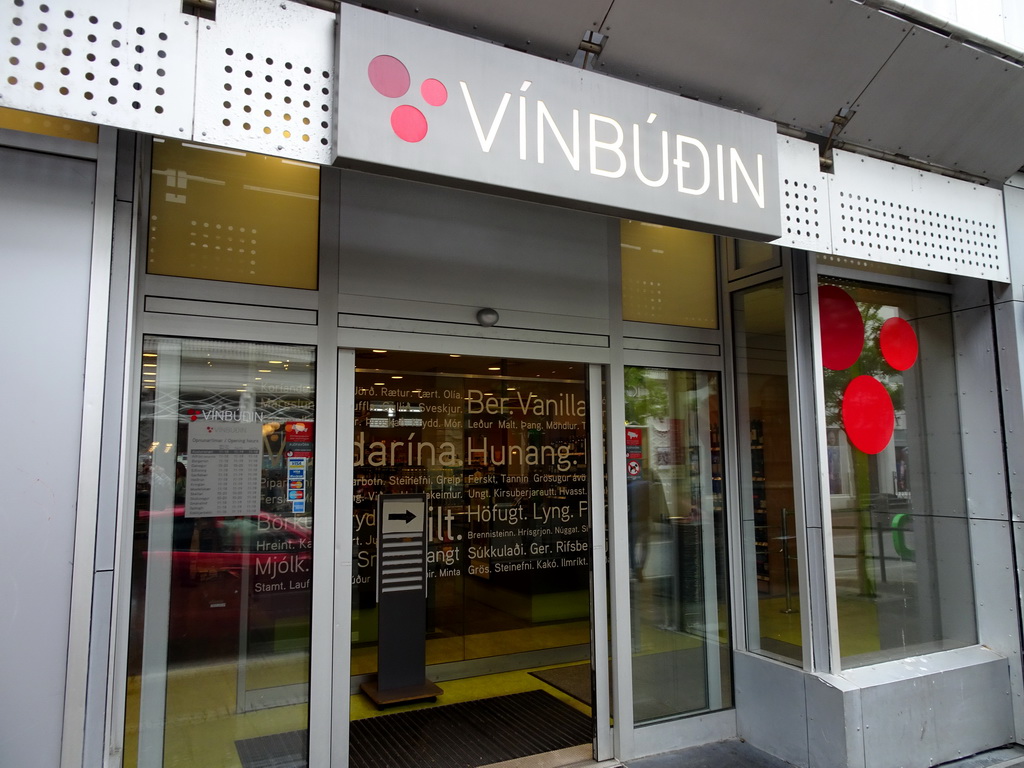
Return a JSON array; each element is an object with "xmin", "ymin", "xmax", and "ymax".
[{"xmin": 388, "ymin": 509, "xmax": 416, "ymax": 524}]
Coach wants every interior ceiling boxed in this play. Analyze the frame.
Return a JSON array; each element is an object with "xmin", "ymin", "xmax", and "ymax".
[{"xmin": 361, "ymin": 0, "xmax": 1024, "ymax": 185}]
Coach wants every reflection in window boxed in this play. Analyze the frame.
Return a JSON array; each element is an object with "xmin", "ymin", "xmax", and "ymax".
[
  {"xmin": 351, "ymin": 351, "xmax": 593, "ymax": 718},
  {"xmin": 621, "ymin": 220, "xmax": 718, "ymax": 328},
  {"xmin": 626, "ymin": 366, "xmax": 730, "ymax": 722},
  {"xmin": 732, "ymin": 282, "xmax": 802, "ymax": 664},
  {"xmin": 124, "ymin": 337, "xmax": 316, "ymax": 768},
  {"xmin": 729, "ymin": 238, "xmax": 779, "ymax": 279},
  {"xmin": 147, "ymin": 138, "xmax": 320, "ymax": 288},
  {"xmin": 818, "ymin": 279, "xmax": 976, "ymax": 666}
]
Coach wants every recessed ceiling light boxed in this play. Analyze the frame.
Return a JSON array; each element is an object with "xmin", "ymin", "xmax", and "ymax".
[
  {"xmin": 488, "ymin": 366, "xmax": 500, "ymax": 371},
  {"xmin": 372, "ymin": 349, "xmax": 387, "ymax": 353},
  {"xmin": 268, "ymin": 360, "xmax": 283, "ymax": 364},
  {"xmin": 258, "ymin": 369, "xmax": 271, "ymax": 373}
]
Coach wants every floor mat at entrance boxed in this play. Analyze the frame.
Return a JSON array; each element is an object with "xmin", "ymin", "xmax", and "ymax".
[
  {"xmin": 235, "ymin": 692, "xmax": 593, "ymax": 768},
  {"xmin": 529, "ymin": 664, "xmax": 592, "ymax": 707},
  {"xmin": 236, "ymin": 729, "xmax": 307, "ymax": 768},
  {"xmin": 349, "ymin": 690, "xmax": 592, "ymax": 768},
  {"xmin": 236, "ymin": 690, "xmax": 592, "ymax": 768}
]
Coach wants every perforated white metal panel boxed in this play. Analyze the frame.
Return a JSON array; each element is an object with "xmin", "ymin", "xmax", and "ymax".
[
  {"xmin": 0, "ymin": 2, "xmax": 1012, "ymax": 283},
  {"xmin": 193, "ymin": 0, "xmax": 335, "ymax": 164},
  {"xmin": 774, "ymin": 135, "xmax": 832, "ymax": 252},
  {"xmin": 0, "ymin": 0, "xmax": 196, "ymax": 135},
  {"xmin": 828, "ymin": 148, "xmax": 1009, "ymax": 281}
]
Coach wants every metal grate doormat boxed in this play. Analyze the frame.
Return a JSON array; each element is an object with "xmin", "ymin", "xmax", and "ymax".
[
  {"xmin": 236, "ymin": 728, "xmax": 307, "ymax": 768},
  {"xmin": 236, "ymin": 690, "xmax": 593, "ymax": 768},
  {"xmin": 350, "ymin": 690, "xmax": 592, "ymax": 768}
]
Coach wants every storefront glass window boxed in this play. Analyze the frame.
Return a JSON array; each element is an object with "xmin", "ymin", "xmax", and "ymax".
[
  {"xmin": 625, "ymin": 366, "xmax": 731, "ymax": 722},
  {"xmin": 621, "ymin": 220, "xmax": 718, "ymax": 328},
  {"xmin": 818, "ymin": 278, "xmax": 977, "ymax": 666},
  {"xmin": 124, "ymin": 337, "xmax": 316, "ymax": 768},
  {"xmin": 732, "ymin": 281, "xmax": 802, "ymax": 664},
  {"xmin": 351, "ymin": 351, "xmax": 593, "ymax": 716},
  {"xmin": 147, "ymin": 138, "xmax": 319, "ymax": 289}
]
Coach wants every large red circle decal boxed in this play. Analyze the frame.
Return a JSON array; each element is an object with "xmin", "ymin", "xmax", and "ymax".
[
  {"xmin": 819, "ymin": 286, "xmax": 865, "ymax": 371},
  {"xmin": 368, "ymin": 55, "xmax": 410, "ymax": 98},
  {"xmin": 841, "ymin": 375, "xmax": 895, "ymax": 454},
  {"xmin": 390, "ymin": 104, "xmax": 428, "ymax": 142},
  {"xmin": 879, "ymin": 317, "xmax": 918, "ymax": 371}
]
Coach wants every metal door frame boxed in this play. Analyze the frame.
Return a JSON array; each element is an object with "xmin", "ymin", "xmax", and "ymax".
[{"xmin": 324, "ymin": 334, "xmax": 614, "ymax": 766}]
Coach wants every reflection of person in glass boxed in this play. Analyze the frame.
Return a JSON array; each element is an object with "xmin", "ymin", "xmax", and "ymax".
[
  {"xmin": 627, "ymin": 469, "xmax": 667, "ymax": 581},
  {"xmin": 174, "ymin": 461, "xmax": 187, "ymax": 504}
]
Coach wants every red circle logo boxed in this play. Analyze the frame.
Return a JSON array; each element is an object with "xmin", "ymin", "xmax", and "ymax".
[
  {"xmin": 367, "ymin": 55, "xmax": 410, "ymax": 98},
  {"xmin": 841, "ymin": 375, "xmax": 895, "ymax": 455},
  {"xmin": 819, "ymin": 285, "xmax": 865, "ymax": 370},
  {"xmin": 367, "ymin": 55, "xmax": 447, "ymax": 143},
  {"xmin": 879, "ymin": 317, "xmax": 919, "ymax": 371}
]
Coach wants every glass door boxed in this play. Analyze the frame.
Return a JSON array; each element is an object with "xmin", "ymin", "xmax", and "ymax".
[
  {"xmin": 346, "ymin": 349, "xmax": 599, "ymax": 768},
  {"xmin": 124, "ymin": 336, "xmax": 318, "ymax": 768},
  {"xmin": 624, "ymin": 365, "xmax": 731, "ymax": 723}
]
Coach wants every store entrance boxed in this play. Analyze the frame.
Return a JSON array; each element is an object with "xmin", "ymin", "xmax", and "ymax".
[{"xmin": 347, "ymin": 349, "xmax": 599, "ymax": 768}]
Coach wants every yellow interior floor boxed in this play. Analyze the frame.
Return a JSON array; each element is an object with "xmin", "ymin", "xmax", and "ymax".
[
  {"xmin": 122, "ymin": 598, "xmax": 889, "ymax": 767},
  {"xmin": 755, "ymin": 593, "xmax": 882, "ymax": 658},
  {"xmin": 123, "ymin": 658, "xmax": 591, "ymax": 768},
  {"xmin": 350, "ymin": 663, "xmax": 592, "ymax": 721}
]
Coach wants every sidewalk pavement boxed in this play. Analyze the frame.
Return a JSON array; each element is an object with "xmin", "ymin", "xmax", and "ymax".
[
  {"xmin": 621, "ymin": 740, "xmax": 1024, "ymax": 768},
  {"xmin": 622, "ymin": 740, "xmax": 795, "ymax": 768}
]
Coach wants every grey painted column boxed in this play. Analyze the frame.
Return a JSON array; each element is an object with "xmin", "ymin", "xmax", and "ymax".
[{"xmin": 991, "ymin": 177, "xmax": 1024, "ymax": 740}]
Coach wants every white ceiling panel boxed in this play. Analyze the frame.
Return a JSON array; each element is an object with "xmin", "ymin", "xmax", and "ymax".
[
  {"xmin": 594, "ymin": 0, "xmax": 910, "ymax": 136},
  {"xmin": 841, "ymin": 26, "xmax": 1024, "ymax": 181},
  {"xmin": 360, "ymin": 0, "xmax": 612, "ymax": 62}
]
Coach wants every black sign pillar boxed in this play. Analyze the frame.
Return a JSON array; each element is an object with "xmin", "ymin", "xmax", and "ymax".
[{"xmin": 360, "ymin": 493, "xmax": 443, "ymax": 707}]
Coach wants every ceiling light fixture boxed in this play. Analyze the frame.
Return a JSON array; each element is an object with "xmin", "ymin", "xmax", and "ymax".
[{"xmin": 476, "ymin": 308, "xmax": 499, "ymax": 327}]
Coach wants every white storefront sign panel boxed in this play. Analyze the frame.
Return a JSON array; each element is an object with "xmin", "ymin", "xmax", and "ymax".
[
  {"xmin": 333, "ymin": 4, "xmax": 782, "ymax": 241},
  {"xmin": 773, "ymin": 138, "xmax": 1009, "ymax": 282},
  {"xmin": 826, "ymin": 149, "xmax": 1009, "ymax": 282},
  {"xmin": 193, "ymin": 0, "xmax": 336, "ymax": 164},
  {"xmin": 0, "ymin": 1, "xmax": 1009, "ymax": 278},
  {"xmin": 0, "ymin": 0, "xmax": 196, "ymax": 136}
]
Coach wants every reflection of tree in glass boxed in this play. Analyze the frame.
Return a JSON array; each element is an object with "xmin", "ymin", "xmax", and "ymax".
[
  {"xmin": 823, "ymin": 301, "xmax": 905, "ymax": 598},
  {"xmin": 822, "ymin": 304, "xmax": 904, "ymax": 425},
  {"xmin": 624, "ymin": 366, "xmax": 669, "ymax": 425}
]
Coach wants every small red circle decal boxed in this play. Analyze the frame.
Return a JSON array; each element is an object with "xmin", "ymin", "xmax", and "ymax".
[
  {"xmin": 391, "ymin": 104, "xmax": 428, "ymax": 142},
  {"xmin": 367, "ymin": 55, "xmax": 410, "ymax": 98},
  {"xmin": 819, "ymin": 285, "xmax": 865, "ymax": 370},
  {"xmin": 421, "ymin": 78, "xmax": 448, "ymax": 106},
  {"xmin": 841, "ymin": 375, "xmax": 895, "ymax": 455},
  {"xmin": 879, "ymin": 317, "xmax": 919, "ymax": 371}
]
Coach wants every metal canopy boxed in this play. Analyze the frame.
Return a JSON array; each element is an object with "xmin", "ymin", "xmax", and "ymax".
[{"xmin": 365, "ymin": 0, "xmax": 1024, "ymax": 184}]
